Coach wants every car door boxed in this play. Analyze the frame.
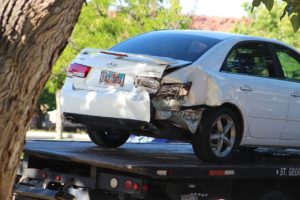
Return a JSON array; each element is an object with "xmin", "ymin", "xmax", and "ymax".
[
  {"xmin": 221, "ymin": 42, "xmax": 289, "ymax": 139},
  {"xmin": 272, "ymin": 44, "xmax": 300, "ymax": 140}
]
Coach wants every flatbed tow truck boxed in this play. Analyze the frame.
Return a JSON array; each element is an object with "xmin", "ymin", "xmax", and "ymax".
[{"xmin": 13, "ymin": 140, "xmax": 300, "ymax": 200}]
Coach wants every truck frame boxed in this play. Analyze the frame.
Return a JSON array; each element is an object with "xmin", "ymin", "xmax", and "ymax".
[{"xmin": 13, "ymin": 140, "xmax": 300, "ymax": 200}]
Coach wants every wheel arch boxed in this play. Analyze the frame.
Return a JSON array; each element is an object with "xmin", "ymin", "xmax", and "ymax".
[{"xmin": 221, "ymin": 102, "xmax": 245, "ymax": 144}]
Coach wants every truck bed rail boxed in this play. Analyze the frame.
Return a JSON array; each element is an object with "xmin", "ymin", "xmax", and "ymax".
[{"xmin": 23, "ymin": 140, "xmax": 300, "ymax": 179}]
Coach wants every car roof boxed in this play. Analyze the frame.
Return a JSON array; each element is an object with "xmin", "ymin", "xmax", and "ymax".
[{"xmin": 153, "ymin": 29, "xmax": 280, "ymax": 43}]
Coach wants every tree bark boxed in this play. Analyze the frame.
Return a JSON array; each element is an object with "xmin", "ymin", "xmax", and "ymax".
[
  {"xmin": 55, "ymin": 89, "xmax": 63, "ymax": 139},
  {"xmin": 0, "ymin": 0, "xmax": 85, "ymax": 199}
]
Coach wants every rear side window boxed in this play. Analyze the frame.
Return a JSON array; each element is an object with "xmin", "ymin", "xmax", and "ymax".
[
  {"xmin": 273, "ymin": 45, "xmax": 300, "ymax": 81},
  {"xmin": 110, "ymin": 31, "xmax": 221, "ymax": 62},
  {"xmin": 222, "ymin": 43, "xmax": 275, "ymax": 77}
]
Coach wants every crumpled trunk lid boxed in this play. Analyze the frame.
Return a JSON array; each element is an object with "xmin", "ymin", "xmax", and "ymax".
[{"xmin": 70, "ymin": 49, "xmax": 190, "ymax": 93}]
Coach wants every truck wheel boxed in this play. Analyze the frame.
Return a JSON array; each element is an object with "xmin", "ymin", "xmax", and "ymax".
[
  {"xmin": 192, "ymin": 107, "xmax": 241, "ymax": 162},
  {"xmin": 87, "ymin": 127, "xmax": 129, "ymax": 148}
]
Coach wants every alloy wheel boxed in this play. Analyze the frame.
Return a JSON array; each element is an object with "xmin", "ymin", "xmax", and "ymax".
[{"xmin": 210, "ymin": 114, "xmax": 236, "ymax": 157}]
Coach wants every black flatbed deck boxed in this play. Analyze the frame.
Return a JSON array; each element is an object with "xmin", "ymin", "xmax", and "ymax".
[{"xmin": 24, "ymin": 140, "xmax": 300, "ymax": 180}]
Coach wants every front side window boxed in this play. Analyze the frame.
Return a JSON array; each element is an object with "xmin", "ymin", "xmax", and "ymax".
[
  {"xmin": 222, "ymin": 43, "xmax": 275, "ymax": 77},
  {"xmin": 273, "ymin": 45, "xmax": 300, "ymax": 81}
]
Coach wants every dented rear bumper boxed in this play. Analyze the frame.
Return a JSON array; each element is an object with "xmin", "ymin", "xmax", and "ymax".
[
  {"xmin": 61, "ymin": 80, "xmax": 151, "ymax": 122},
  {"xmin": 63, "ymin": 113, "xmax": 156, "ymax": 132}
]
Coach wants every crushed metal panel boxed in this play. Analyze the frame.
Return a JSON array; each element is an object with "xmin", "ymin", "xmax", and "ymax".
[
  {"xmin": 204, "ymin": 75, "xmax": 222, "ymax": 106},
  {"xmin": 151, "ymin": 65, "xmax": 224, "ymax": 133},
  {"xmin": 151, "ymin": 66, "xmax": 209, "ymax": 133},
  {"xmin": 155, "ymin": 109, "xmax": 203, "ymax": 133},
  {"xmin": 162, "ymin": 66, "xmax": 210, "ymax": 106},
  {"xmin": 134, "ymin": 76, "xmax": 160, "ymax": 94},
  {"xmin": 152, "ymin": 98, "xmax": 186, "ymax": 111},
  {"xmin": 155, "ymin": 83, "xmax": 192, "ymax": 98}
]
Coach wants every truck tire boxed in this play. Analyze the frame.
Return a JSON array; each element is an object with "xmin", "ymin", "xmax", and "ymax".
[
  {"xmin": 192, "ymin": 107, "xmax": 241, "ymax": 162},
  {"xmin": 87, "ymin": 127, "xmax": 129, "ymax": 148}
]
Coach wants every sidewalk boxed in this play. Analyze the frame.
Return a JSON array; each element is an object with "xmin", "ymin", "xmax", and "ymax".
[{"xmin": 26, "ymin": 130, "xmax": 90, "ymax": 141}]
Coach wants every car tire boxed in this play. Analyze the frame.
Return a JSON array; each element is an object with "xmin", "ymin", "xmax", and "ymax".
[
  {"xmin": 87, "ymin": 127, "xmax": 129, "ymax": 148},
  {"xmin": 192, "ymin": 107, "xmax": 241, "ymax": 162}
]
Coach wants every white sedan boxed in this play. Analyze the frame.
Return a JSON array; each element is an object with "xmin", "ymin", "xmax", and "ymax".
[{"xmin": 61, "ymin": 30, "xmax": 300, "ymax": 162}]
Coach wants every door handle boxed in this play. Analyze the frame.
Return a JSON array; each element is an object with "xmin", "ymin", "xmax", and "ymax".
[
  {"xmin": 240, "ymin": 85, "xmax": 253, "ymax": 92},
  {"xmin": 291, "ymin": 92, "xmax": 300, "ymax": 98}
]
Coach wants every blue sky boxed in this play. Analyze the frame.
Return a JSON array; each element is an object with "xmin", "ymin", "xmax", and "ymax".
[{"xmin": 180, "ymin": 0, "xmax": 250, "ymax": 18}]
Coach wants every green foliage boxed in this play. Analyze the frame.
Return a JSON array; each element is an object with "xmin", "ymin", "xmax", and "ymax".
[
  {"xmin": 276, "ymin": 50, "xmax": 300, "ymax": 80},
  {"xmin": 233, "ymin": 1, "xmax": 300, "ymax": 49},
  {"xmin": 41, "ymin": 0, "xmax": 190, "ymax": 112},
  {"xmin": 252, "ymin": 0, "xmax": 300, "ymax": 32},
  {"xmin": 54, "ymin": 0, "xmax": 190, "ymax": 88},
  {"xmin": 233, "ymin": 1, "xmax": 300, "ymax": 85},
  {"xmin": 38, "ymin": 88, "xmax": 56, "ymax": 112}
]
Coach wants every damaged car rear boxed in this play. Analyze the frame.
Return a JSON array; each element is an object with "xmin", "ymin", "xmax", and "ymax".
[{"xmin": 61, "ymin": 30, "xmax": 300, "ymax": 162}]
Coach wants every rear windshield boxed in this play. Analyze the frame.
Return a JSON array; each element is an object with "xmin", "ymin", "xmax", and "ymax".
[{"xmin": 110, "ymin": 31, "xmax": 221, "ymax": 62}]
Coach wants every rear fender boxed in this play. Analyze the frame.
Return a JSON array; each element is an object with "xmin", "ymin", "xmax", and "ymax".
[
  {"xmin": 154, "ymin": 66, "xmax": 223, "ymax": 133},
  {"xmin": 161, "ymin": 66, "xmax": 222, "ymax": 107}
]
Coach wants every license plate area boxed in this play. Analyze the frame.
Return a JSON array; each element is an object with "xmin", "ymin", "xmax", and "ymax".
[{"xmin": 100, "ymin": 70, "xmax": 125, "ymax": 87}]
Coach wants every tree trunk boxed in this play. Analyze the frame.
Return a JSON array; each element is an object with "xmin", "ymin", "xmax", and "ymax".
[
  {"xmin": 55, "ymin": 89, "xmax": 63, "ymax": 140},
  {"xmin": 0, "ymin": 0, "xmax": 85, "ymax": 199}
]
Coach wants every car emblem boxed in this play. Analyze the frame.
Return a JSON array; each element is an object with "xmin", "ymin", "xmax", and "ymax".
[{"xmin": 107, "ymin": 62, "xmax": 118, "ymax": 68}]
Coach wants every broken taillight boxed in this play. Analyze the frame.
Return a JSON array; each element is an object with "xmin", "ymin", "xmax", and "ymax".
[
  {"xmin": 134, "ymin": 76, "xmax": 160, "ymax": 93},
  {"xmin": 155, "ymin": 82, "xmax": 192, "ymax": 97},
  {"xmin": 67, "ymin": 63, "xmax": 91, "ymax": 78}
]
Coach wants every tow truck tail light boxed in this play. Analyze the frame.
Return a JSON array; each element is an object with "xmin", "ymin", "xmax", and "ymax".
[
  {"xmin": 133, "ymin": 183, "xmax": 139, "ymax": 191},
  {"xmin": 55, "ymin": 175, "xmax": 61, "ymax": 181},
  {"xmin": 123, "ymin": 179, "xmax": 145, "ymax": 192},
  {"xmin": 124, "ymin": 180, "xmax": 133, "ymax": 190},
  {"xmin": 67, "ymin": 63, "xmax": 91, "ymax": 78},
  {"xmin": 142, "ymin": 184, "xmax": 149, "ymax": 192},
  {"xmin": 101, "ymin": 174, "xmax": 147, "ymax": 195}
]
